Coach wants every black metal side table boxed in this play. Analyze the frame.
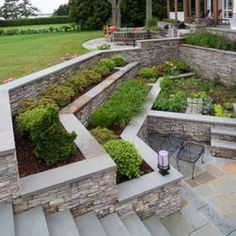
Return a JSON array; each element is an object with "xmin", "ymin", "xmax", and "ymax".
[{"xmin": 176, "ymin": 142, "xmax": 205, "ymax": 179}]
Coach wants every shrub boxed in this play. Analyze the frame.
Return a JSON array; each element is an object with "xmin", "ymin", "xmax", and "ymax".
[
  {"xmin": 153, "ymin": 93, "xmax": 170, "ymax": 111},
  {"xmin": 17, "ymin": 107, "xmax": 76, "ymax": 166},
  {"xmin": 111, "ymin": 55, "xmax": 126, "ymax": 67},
  {"xmin": 90, "ymin": 108, "xmax": 115, "ymax": 128},
  {"xmin": 19, "ymin": 98, "xmax": 58, "ymax": 113},
  {"xmin": 170, "ymin": 59, "xmax": 189, "ymax": 73},
  {"xmin": 95, "ymin": 65, "xmax": 110, "ymax": 77},
  {"xmin": 63, "ymin": 75, "xmax": 88, "ymax": 94},
  {"xmin": 79, "ymin": 68, "xmax": 102, "ymax": 84},
  {"xmin": 160, "ymin": 75, "xmax": 174, "ymax": 91},
  {"xmin": 103, "ymin": 140, "xmax": 142, "ymax": 179},
  {"xmin": 214, "ymin": 104, "xmax": 232, "ymax": 118},
  {"xmin": 168, "ymin": 91, "xmax": 187, "ymax": 112},
  {"xmin": 98, "ymin": 59, "xmax": 115, "ymax": 72},
  {"xmin": 190, "ymin": 92, "xmax": 207, "ymax": 99},
  {"xmin": 138, "ymin": 67, "xmax": 157, "ymax": 80},
  {"xmin": 185, "ymin": 32, "xmax": 233, "ymax": 51},
  {"xmin": 90, "ymin": 127, "xmax": 118, "ymax": 144},
  {"xmin": 42, "ymin": 85, "xmax": 75, "ymax": 107},
  {"xmin": 97, "ymin": 43, "xmax": 111, "ymax": 50}
]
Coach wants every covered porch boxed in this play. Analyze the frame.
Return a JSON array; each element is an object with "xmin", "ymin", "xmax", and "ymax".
[{"xmin": 167, "ymin": 0, "xmax": 236, "ymax": 30}]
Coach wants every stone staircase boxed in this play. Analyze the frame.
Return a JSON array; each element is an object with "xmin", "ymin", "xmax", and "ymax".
[
  {"xmin": 210, "ymin": 126, "xmax": 236, "ymax": 159},
  {"xmin": 0, "ymin": 204, "xmax": 177, "ymax": 236}
]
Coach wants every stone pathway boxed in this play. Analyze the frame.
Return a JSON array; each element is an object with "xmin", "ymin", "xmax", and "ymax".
[
  {"xmin": 83, "ymin": 38, "xmax": 136, "ymax": 51},
  {"xmin": 161, "ymin": 147, "xmax": 236, "ymax": 235},
  {"xmin": 186, "ymin": 98, "xmax": 203, "ymax": 114}
]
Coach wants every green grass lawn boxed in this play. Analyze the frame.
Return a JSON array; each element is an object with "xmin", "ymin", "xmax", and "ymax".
[
  {"xmin": 0, "ymin": 24, "xmax": 72, "ymax": 30},
  {"xmin": 0, "ymin": 31, "xmax": 102, "ymax": 83}
]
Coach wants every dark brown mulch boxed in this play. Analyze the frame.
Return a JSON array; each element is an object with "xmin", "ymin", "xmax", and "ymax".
[
  {"xmin": 117, "ymin": 160, "xmax": 154, "ymax": 184},
  {"xmin": 13, "ymin": 121, "xmax": 85, "ymax": 178}
]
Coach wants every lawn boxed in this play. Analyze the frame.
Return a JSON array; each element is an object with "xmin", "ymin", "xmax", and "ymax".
[{"xmin": 0, "ymin": 31, "xmax": 102, "ymax": 83}]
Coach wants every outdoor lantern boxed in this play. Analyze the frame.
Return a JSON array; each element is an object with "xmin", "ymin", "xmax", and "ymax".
[{"xmin": 158, "ymin": 150, "xmax": 170, "ymax": 176}]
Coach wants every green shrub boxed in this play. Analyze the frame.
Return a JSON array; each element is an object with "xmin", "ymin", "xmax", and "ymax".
[
  {"xmin": 164, "ymin": 59, "xmax": 189, "ymax": 76},
  {"xmin": 111, "ymin": 55, "xmax": 126, "ymax": 67},
  {"xmin": 79, "ymin": 68, "xmax": 102, "ymax": 84},
  {"xmin": 98, "ymin": 59, "xmax": 115, "ymax": 72},
  {"xmin": 169, "ymin": 91, "xmax": 187, "ymax": 112},
  {"xmin": 90, "ymin": 108, "xmax": 115, "ymax": 128},
  {"xmin": 103, "ymin": 140, "xmax": 142, "ymax": 179},
  {"xmin": 153, "ymin": 93, "xmax": 170, "ymax": 111},
  {"xmin": 42, "ymin": 85, "xmax": 75, "ymax": 107},
  {"xmin": 190, "ymin": 92, "xmax": 207, "ymax": 99},
  {"xmin": 169, "ymin": 59, "xmax": 189, "ymax": 73},
  {"xmin": 162, "ymin": 18, "xmax": 180, "ymax": 24},
  {"xmin": 17, "ymin": 107, "xmax": 76, "ymax": 166},
  {"xmin": 185, "ymin": 32, "xmax": 233, "ymax": 51},
  {"xmin": 63, "ymin": 75, "xmax": 88, "ymax": 94},
  {"xmin": 160, "ymin": 75, "xmax": 174, "ymax": 91},
  {"xmin": 19, "ymin": 98, "xmax": 58, "ymax": 113},
  {"xmin": 90, "ymin": 127, "xmax": 118, "ymax": 144},
  {"xmin": 97, "ymin": 43, "xmax": 111, "ymax": 50},
  {"xmin": 0, "ymin": 16, "xmax": 71, "ymax": 27},
  {"xmin": 214, "ymin": 104, "xmax": 232, "ymax": 118},
  {"xmin": 95, "ymin": 65, "xmax": 110, "ymax": 77},
  {"xmin": 138, "ymin": 67, "xmax": 157, "ymax": 80},
  {"xmin": 223, "ymin": 102, "xmax": 233, "ymax": 111}
]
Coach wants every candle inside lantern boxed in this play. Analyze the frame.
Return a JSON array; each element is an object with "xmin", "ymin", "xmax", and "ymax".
[{"xmin": 158, "ymin": 150, "xmax": 170, "ymax": 175}]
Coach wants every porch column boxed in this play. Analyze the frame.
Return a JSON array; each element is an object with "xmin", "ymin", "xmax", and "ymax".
[
  {"xmin": 207, "ymin": 0, "xmax": 211, "ymax": 16},
  {"xmin": 175, "ymin": 0, "xmax": 178, "ymax": 20},
  {"xmin": 195, "ymin": 0, "xmax": 201, "ymax": 21},
  {"xmin": 189, "ymin": 0, "xmax": 192, "ymax": 17},
  {"xmin": 231, "ymin": 0, "xmax": 236, "ymax": 30},
  {"xmin": 167, "ymin": 0, "xmax": 170, "ymax": 18},
  {"xmin": 184, "ymin": 0, "xmax": 189, "ymax": 20},
  {"xmin": 213, "ymin": 0, "xmax": 218, "ymax": 23}
]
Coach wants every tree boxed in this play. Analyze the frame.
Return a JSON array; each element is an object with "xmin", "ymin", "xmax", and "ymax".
[
  {"xmin": 146, "ymin": 0, "xmax": 152, "ymax": 21},
  {"xmin": 108, "ymin": 0, "xmax": 122, "ymax": 27},
  {"xmin": 69, "ymin": 0, "xmax": 111, "ymax": 30},
  {"xmin": 53, "ymin": 4, "xmax": 69, "ymax": 16},
  {"xmin": 18, "ymin": 0, "xmax": 39, "ymax": 18},
  {"xmin": 0, "ymin": 0, "xmax": 19, "ymax": 19}
]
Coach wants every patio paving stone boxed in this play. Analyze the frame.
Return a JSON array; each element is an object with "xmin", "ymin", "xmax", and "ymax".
[
  {"xmin": 194, "ymin": 184, "xmax": 216, "ymax": 198},
  {"xmin": 210, "ymin": 176, "xmax": 236, "ymax": 195},
  {"xmin": 222, "ymin": 161, "xmax": 236, "ymax": 177},
  {"xmin": 190, "ymin": 224, "xmax": 223, "ymax": 236},
  {"xmin": 193, "ymin": 171, "xmax": 216, "ymax": 185},
  {"xmin": 204, "ymin": 163, "xmax": 225, "ymax": 178}
]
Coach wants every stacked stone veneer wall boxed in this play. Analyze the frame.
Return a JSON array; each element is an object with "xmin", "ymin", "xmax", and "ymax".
[
  {"xmin": 179, "ymin": 44, "xmax": 236, "ymax": 85},
  {"xmin": 208, "ymin": 27, "xmax": 236, "ymax": 43},
  {"xmin": 0, "ymin": 38, "xmax": 182, "ymax": 114}
]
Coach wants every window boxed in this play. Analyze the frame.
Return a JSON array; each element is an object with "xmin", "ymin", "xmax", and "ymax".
[{"xmin": 222, "ymin": 0, "xmax": 233, "ymax": 19}]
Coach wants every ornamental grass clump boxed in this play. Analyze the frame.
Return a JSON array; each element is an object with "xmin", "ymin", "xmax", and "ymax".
[
  {"xmin": 90, "ymin": 127, "xmax": 118, "ymax": 144},
  {"xmin": 90, "ymin": 80, "xmax": 149, "ymax": 128},
  {"xmin": 185, "ymin": 32, "xmax": 233, "ymax": 51},
  {"xmin": 103, "ymin": 140, "xmax": 142, "ymax": 179},
  {"xmin": 17, "ymin": 106, "xmax": 77, "ymax": 166}
]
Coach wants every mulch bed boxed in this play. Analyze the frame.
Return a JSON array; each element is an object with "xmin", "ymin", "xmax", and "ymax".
[{"xmin": 13, "ymin": 120, "xmax": 85, "ymax": 178}]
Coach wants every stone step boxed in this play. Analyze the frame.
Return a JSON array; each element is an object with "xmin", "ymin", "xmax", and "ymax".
[
  {"xmin": 211, "ymin": 138, "xmax": 236, "ymax": 150},
  {"xmin": 211, "ymin": 127, "xmax": 236, "ymax": 142},
  {"xmin": 122, "ymin": 213, "xmax": 152, "ymax": 236},
  {"xmin": 100, "ymin": 213, "xmax": 130, "ymax": 236},
  {"xmin": 15, "ymin": 207, "xmax": 50, "ymax": 236},
  {"xmin": 0, "ymin": 204, "xmax": 15, "ymax": 236},
  {"xmin": 46, "ymin": 210, "xmax": 80, "ymax": 236},
  {"xmin": 143, "ymin": 215, "xmax": 172, "ymax": 236},
  {"xmin": 74, "ymin": 211, "xmax": 106, "ymax": 236}
]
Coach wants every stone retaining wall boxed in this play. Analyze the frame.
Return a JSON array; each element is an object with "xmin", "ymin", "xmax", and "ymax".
[{"xmin": 179, "ymin": 44, "xmax": 236, "ymax": 85}]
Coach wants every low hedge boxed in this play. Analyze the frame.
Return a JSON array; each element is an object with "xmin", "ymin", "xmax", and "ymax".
[
  {"xmin": 103, "ymin": 140, "xmax": 142, "ymax": 179},
  {"xmin": 17, "ymin": 106, "xmax": 76, "ymax": 166},
  {"xmin": 0, "ymin": 16, "xmax": 72, "ymax": 27},
  {"xmin": 90, "ymin": 127, "xmax": 118, "ymax": 144},
  {"xmin": 185, "ymin": 32, "xmax": 234, "ymax": 51},
  {"xmin": 90, "ymin": 80, "xmax": 149, "ymax": 128}
]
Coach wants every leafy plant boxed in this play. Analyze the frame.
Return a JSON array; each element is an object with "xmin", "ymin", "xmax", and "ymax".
[
  {"xmin": 190, "ymin": 92, "xmax": 207, "ymax": 99},
  {"xmin": 98, "ymin": 58, "xmax": 116, "ymax": 72},
  {"xmin": 153, "ymin": 93, "xmax": 170, "ymax": 111},
  {"xmin": 90, "ymin": 108, "xmax": 115, "ymax": 128},
  {"xmin": 138, "ymin": 67, "xmax": 157, "ymax": 80},
  {"xmin": 95, "ymin": 65, "xmax": 110, "ymax": 77},
  {"xmin": 202, "ymin": 96, "xmax": 213, "ymax": 115},
  {"xmin": 111, "ymin": 54, "xmax": 126, "ymax": 67},
  {"xmin": 79, "ymin": 68, "xmax": 102, "ymax": 84},
  {"xmin": 214, "ymin": 104, "xmax": 232, "ymax": 118},
  {"xmin": 160, "ymin": 75, "xmax": 174, "ymax": 91},
  {"xmin": 17, "ymin": 106, "xmax": 77, "ymax": 166},
  {"xmin": 103, "ymin": 140, "xmax": 142, "ymax": 179},
  {"xmin": 168, "ymin": 91, "xmax": 187, "ymax": 112},
  {"xmin": 97, "ymin": 43, "xmax": 111, "ymax": 50},
  {"xmin": 19, "ymin": 98, "xmax": 58, "ymax": 113},
  {"xmin": 42, "ymin": 85, "xmax": 75, "ymax": 107},
  {"xmin": 90, "ymin": 127, "xmax": 118, "ymax": 144},
  {"xmin": 63, "ymin": 75, "xmax": 88, "ymax": 94}
]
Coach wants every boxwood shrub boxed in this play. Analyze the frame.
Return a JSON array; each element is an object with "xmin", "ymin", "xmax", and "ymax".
[
  {"xmin": 98, "ymin": 59, "xmax": 116, "ymax": 72},
  {"xmin": 103, "ymin": 140, "xmax": 142, "ymax": 179},
  {"xmin": 111, "ymin": 55, "xmax": 126, "ymax": 67},
  {"xmin": 42, "ymin": 85, "xmax": 75, "ymax": 107},
  {"xmin": 17, "ymin": 106, "xmax": 76, "ymax": 166}
]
